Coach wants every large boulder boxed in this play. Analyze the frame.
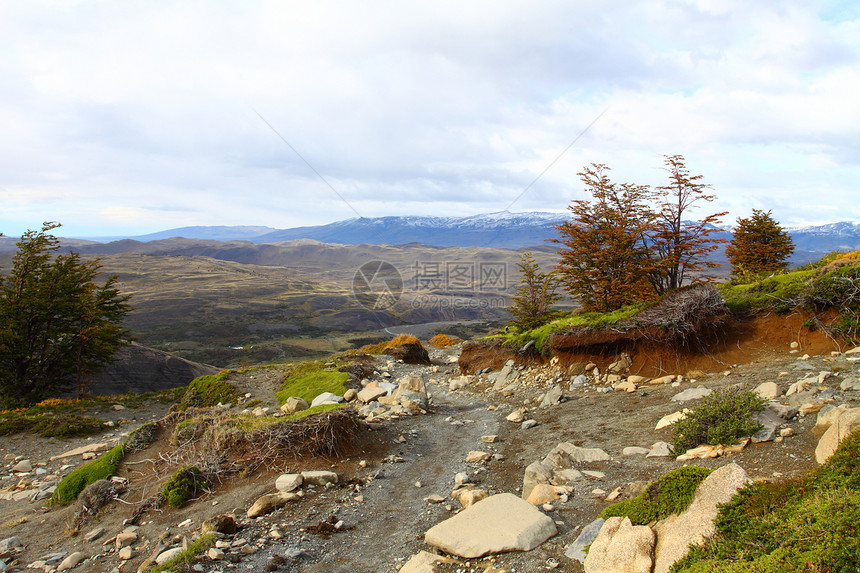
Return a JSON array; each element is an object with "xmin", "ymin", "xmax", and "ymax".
[
  {"xmin": 652, "ymin": 463, "xmax": 750, "ymax": 573},
  {"xmin": 815, "ymin": 408, "xmax": 860, "ymax": 463},
  {"xmin": 424, "ymin": 493, "xmax": 557, "ymax": 558},
  {"xmin": 583, "ymin": 516, "xmax": 654, "ymax": 573}
]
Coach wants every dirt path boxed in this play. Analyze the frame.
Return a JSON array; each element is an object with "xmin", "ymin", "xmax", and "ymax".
[{"xmin": 240, "ymin": 375, "xmax": 501, "ymax": 572}]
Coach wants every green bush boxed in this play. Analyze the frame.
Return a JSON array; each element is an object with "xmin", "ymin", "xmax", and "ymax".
[
  {"xmin": 601, "ymin": 466, "xmax": 713, "ymax": 525},
  {"xmin": 275, "ymin": 361, "xmax": 349, "ymax": 405},
  {"xmin": 178, "ymin": 372, "xmax": 238, "ymax": 410},
  {"xmin": 671, "ymin": 431, "xmax": 860, "ymax": 572},
  {"xmin": 672, "ymin": 387, "xmax": 764, "ymax": 454},
  {"xmin": 162, "ymin": 465, "xmax": 205, "ymax": 508}
]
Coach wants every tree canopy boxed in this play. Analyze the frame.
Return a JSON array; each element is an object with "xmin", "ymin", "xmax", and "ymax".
[
  {"xmin": 725, "ymin": 209, "xmax": 794, "ymax": 278},
  {"xmin": 555, "ymin": 156, "xmax": 726, "ymax": 312},
  {"xmin": 0, "ymin": 223, "xmax": 132, "ymax": 407}
]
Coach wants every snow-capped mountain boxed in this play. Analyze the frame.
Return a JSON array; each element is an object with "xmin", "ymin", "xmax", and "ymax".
[{"xmin": 67, "ymin": 213, "xmax": 860, "ymax": 254}]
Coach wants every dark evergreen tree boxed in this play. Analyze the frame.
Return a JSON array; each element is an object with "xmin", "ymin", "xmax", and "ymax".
[{"xmin": 0, "ymin": 223, "xmax": 132, "ymax": 407}]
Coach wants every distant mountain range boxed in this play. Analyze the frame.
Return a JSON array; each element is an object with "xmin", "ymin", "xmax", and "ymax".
[{"xmin": 5, "ymin": 212, "xmax": 860, "ymax": 260}]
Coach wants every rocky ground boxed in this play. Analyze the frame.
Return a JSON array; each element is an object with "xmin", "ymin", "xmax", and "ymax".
[{"xmin": 2, "ymin": 338, "xmax": 859, "ymax": 573}]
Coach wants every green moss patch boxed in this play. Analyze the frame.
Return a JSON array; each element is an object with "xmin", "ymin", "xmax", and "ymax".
[
  {"xmin": 178, "ymin": 372, "xmax": 238, "ymax": 410},
  {"xmin": 601, "ymin": 466, "xmax": 713, "ymax": 525},
  {"xmin": 672, "ymin": 431, "xmax": 860, "ymax": 572},
  {"xmin": 275, "ymin": 361, "xmax": 349, "ymax": 405}
]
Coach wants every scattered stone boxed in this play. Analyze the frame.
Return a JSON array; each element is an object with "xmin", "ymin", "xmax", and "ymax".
[
  {"xmin": 301, "ymin": 470, "xmax": 338, "ymax": 486},
  {"xmin": 627, "ymin": 375, "xmax": 648, "ymax": 385},
  {"xmin": 357, "ymin": 387, "xmax": 388, "ymax": 403},
  {"xmin": 115, "ymin": 532, "xmax": 137, "ymax": 548},
  {"xmin": 425, "ymin": 494, "xmax": 445, "ymax": 504},
  {"xmin": 614, "ymin": 381, "xmax": 637, "ymax": 393},
  {"xmin": 49, "ymin": 443, "xmax": 110, "ymax": 461},
  {"xmin": 310, "ymin": 392, "xmax": 344, "ymax": 407},
  {"xmin": 400, "ymin": 551, "xmax": 458, "ymax": 573},
  {"xmin": 0, "ymin": 538, "xmax": 22, "ymax": 552},
  {"xmin": 424, "ymin": 493, "xmax": 558, "ymax": 558},
  {"xmin": 481, "ymin": 435, "xmax": 498, "ymax": 443},
  {"xmin": 780, "ymin": 427, "xmax": 795, "ymax": 437},
  {"xmin": 565, "ymin": 517, "xmax": 605, "ymax": 563},
  {"xmin": 540, "ymin": 385, "xmax": 563, "ymax": 407},
  {"xmin": 275, "ymin": 473, "xmax": 303, "ymax": 493},
  {"xmin": 799, "ymin": 401, "xmax": 824, "ymax": 415},
  {"xmin": 83, "ymin": 528, "xmax": 105, "ymax": 543},
  {"xmin": 247, "ymin": 492, "xmax": 301, "ymax": 518},
  {"xmin": 655, "ymin": 411, "xmax": 687, "ymax": 430},
  {"xmin": 155, "ymin": 547, "xmax": 183, "ymax": 565},
  {"xmin": 622, "ymin": 447, "xmax": 650, "ymax": 457},
  {"xmin": 57, "ymin": 552, "xmax": 87, "ymax": 571},
  {"xmin": 650, "ymin": 375, "xmax": 676, "ymax": 385},
  {"xmin": 465, "ymin": 451, "xmax": 491, "ymax": 463},
  {"xmin": 754, "ymin": 382, "xmax": 781, "ymax": 400},
  {"xmin": 671, "ymin": 387, "xmax": 712, "ymax": 402},
  {"xmin": 506, "ymin": 409, "xmax": 526, "ymax": 423},
  {"xmin": 343, "ymin": 388, "xmax": 358, "ymax": 402},
  {"xmin": 454, "ymin": 472, "xmax": 470, "ymax": 486},
  {"xmin": 605, "ymin": 487, "xmax": 623, "ymax": 501},
  {"xmin": 652, "ymin": 463, "xmax": 750, "ymax": 573},
  {"xmin": 207, "ymin": 547, "xmax": 225, "ymax": 560},
  {"xmin": 570, "ymin": 374, "xmax": 588, "ymax": 389},
  {"xmin": 840, "ymin": 377, "xmax": 860, "ymax": 391},
  {"xmin": 647, "ymin": 442, "xmax": 673, "ymax": 457},
  {"xmin": 11, "ymin": 459, "xmax": 32, "ymax": 473},
  {"xmin": 584, "ymin": 516, "xmax": 654, "ymax": 573},
  {"xmin": 454, "ymin": 488, "xmax": 488, "ymax": 508},
  {"xmin": 525, "ymin": 483, "xmax": 560, "ymax": 505},
  {"xmin": 582, "ymin": 470, "xmax": 605, "ymax": 479},
  {"xmin": 118, "ymin": 547, "xmax": 134, "ymax": 560},
  {"xmin": 815, "ymin": 404, "xmax": 850, "ymax": 430},
  {"xmin": 521, "ymin": 419, "xmax": 538, "ymax": 430},
  {"xmin": 280, "ymin": 397, "xmax": 309, "ymax": 414}
]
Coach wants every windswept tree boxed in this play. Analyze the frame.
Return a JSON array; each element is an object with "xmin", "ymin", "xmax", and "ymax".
[
  {"xmin": 508, "ymin": 252, "xmax": 562, "ymax": 330},
  {"xmin": 554, "ymin": 164, "xmax": 656, "ymax": 312},
  {"xmin": 726, "ymin": 209, "xmax": 794, "ymax": 278},
  {"xmin": 0, "ymin": 223, "xmax": 132, "ymax": 407},
  {"xmin": 646, "ymin": 155, "xmax": 728, "ymax": 294}
]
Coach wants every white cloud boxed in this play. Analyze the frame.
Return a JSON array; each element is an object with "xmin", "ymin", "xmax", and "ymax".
[{"xmin": 0, "ymin": 0, "xmax": 858, "ymax": 236}]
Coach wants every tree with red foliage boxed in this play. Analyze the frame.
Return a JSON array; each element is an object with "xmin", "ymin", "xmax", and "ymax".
[
  {"xmin": 554, "ymin": 164, "xmax": 656, "ymax": 312},
  {"xmin": 645, "ymin": 155, "xmax": 728, "ymax": 295}
]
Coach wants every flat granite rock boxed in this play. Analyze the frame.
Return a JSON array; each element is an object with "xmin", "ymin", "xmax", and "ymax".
[{"xmin": 424, "ymin": 493, "xmax": 557, "ymax": 558}]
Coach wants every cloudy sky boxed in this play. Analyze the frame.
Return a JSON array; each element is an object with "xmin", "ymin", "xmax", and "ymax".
[{"xmin": 1, "ymin": 0, "xmax": 858, "ymax": 237}]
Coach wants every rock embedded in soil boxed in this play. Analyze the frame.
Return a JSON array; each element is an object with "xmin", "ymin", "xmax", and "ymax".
[
  {"xmin": 815, "ymin": 407, "xmax": 860, "ymax": 463},
  {"xmin": 57, "ymin": 552, "xmax": 87, "ymax": 571},
  {"xmin": 301, "ymin": 470, "xmax": 338, "ymax": 486},
  {"xmin": 424, "ymin": 493, "xmax": 558, "ymax": 558},
  {"xmin": 652, "ymin": 463, "xmax": 750, "ymax": 573},
  {"xmin": 247, "ymin": 492, "xmax": 301, "ymax": 519},
  {"xmin": 401, "ymin": 550, "xmax": 458, "ymax": 573},
  {"xmin": 754, "ymin": 382, "xmax": 781, "ymax": 400},
  {"xmin": 281, "ymin": 396, "xmax": 309, "ymax": 414},
  {"xmin": 670, "ymin": 387, "xmax": 712, "ymax": 402},
  {"xmin": 584, "ymin": 516, "xmax": 654, "ymax": 573},
  {"xmin": 275, "ymin": 473, "xmax": 303, "ymax": 493},
  {"xmin": 565, "ymin": 517, "xmax": 605, "ymax": 563}
]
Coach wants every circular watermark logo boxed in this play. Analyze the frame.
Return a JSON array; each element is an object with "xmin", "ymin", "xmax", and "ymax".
[{"xmin": 352, "ymin": 260, "xmax": 403, "ymax": 310}]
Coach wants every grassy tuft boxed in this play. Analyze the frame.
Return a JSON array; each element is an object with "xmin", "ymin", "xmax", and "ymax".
[
  {"xmin": 51, "ymin": 444, "xmax": 124, "ymax": 505},
  {"xmin": 672, "ymin": 387, "xmax": 764, "ymax": 454},
  {"xmin": 148, "ymin": 533, "xmax": 216, "ymax": 573},
  {"xmin": 601, "ymin": 466, "xmax": 713, "ymax": 525},
  {"xmin": 429, "ymin": 333, "xmax": 463, "ymax": 347}
]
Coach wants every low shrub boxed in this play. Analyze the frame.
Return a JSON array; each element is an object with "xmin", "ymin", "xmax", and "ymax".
[
  {"xmin": 178, "ymin": 372, "xmax": 238, "ymax": 411},
  {"xmin": 672, "ymin": 387, "xmax": 764, "ymax": 454},
  {"xmin": 601, "ymin": 466, "xmax": 713, "ymax": 525},
  {"xmin": 162, "ymin": 465, "xmax": 205, "ymax": 508},
  {"xmin": 0, "ymin": 411, "xmax": 106, "ymax": 438},
  {"xmin": 429, "ymin": 333, "xmax": 463, "ymax": 347}
]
